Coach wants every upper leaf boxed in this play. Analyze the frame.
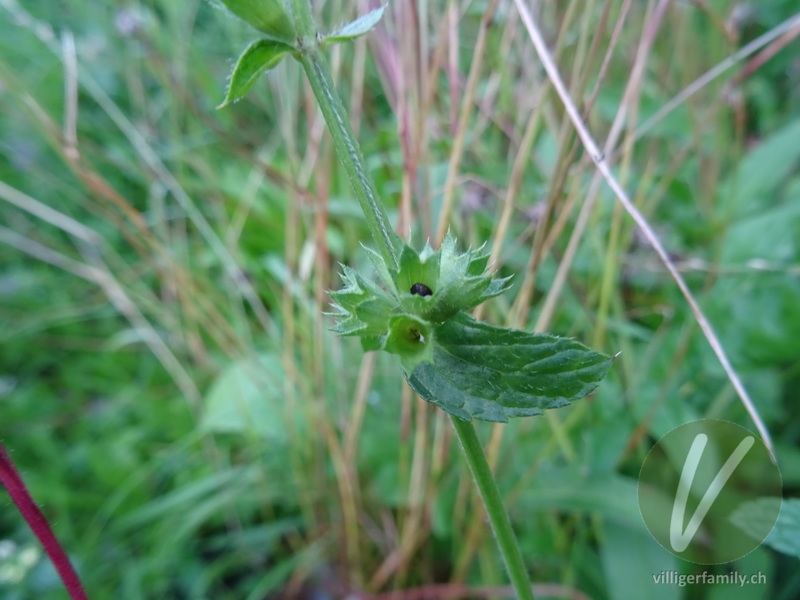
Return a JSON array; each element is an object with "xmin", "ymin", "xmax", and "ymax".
[
  {"xmin": 324, "ymin": 5, "xmax": 386, "ymax": 46},
  {"xmin": 219, "ymin": 0, "xmax": 297, "ymax": 45},
  {"xmin": 217, "ymin": 39, "xmax": 293, "ymax": 108},
  {"xmin": 406, "ymin": 313, "xmax": 614, "ymax": 422}
]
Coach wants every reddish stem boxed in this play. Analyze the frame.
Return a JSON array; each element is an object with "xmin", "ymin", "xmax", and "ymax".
[{"xmin": 0, "ymin": 442, "xmax": 90, "ymax": 600}]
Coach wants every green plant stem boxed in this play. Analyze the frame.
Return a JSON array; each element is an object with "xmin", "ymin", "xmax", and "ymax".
[
  {"xmin": 291, "ymin": 3, "xmax": 534, "ymax": 596},
  {"xmin": 295, "ymin": 45, "xmax": 400, "ymax": 269},
  {"xmin": 450, "ymin": 415, "xmax": 535, "ymax": 600},
  {"xmin": 291, "ymin": 0, "xmax": 317, "ymax": 46}
]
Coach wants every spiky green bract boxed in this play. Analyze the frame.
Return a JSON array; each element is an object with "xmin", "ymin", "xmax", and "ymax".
[
  {"xmin": 385, "ymin": 232, "xmax": 511, "ymax": 324},
  {"xmin": 329, "ymin": 232, "xmax": 510, "ymax": 348}
]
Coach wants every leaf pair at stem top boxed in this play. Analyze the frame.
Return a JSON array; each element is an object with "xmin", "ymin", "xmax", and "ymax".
[{"xmin": 217, "ymin": 0, "xmax": 386, "ymax": 108}]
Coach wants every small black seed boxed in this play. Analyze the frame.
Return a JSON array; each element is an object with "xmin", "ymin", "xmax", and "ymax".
[{"xmin": 410, "ymin": 282, "xmax": 433, "ymax": 297}]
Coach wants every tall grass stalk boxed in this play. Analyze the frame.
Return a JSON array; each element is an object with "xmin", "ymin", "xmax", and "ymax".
[{"xmin": 513, "ymin": 0, "xmax": 774, "ymax": 456}]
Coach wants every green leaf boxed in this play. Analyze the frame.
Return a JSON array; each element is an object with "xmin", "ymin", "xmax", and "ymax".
[
  {"xmin": 324, "ymin": 5, "xmax": 386, "ymax": 45},
  {"xmin": 600, "ymin": 520, "xmax": 679, "ymax": 600},
  {"xmin": 732, "ymin": 497, "xmax": 797, "ymax": 558},
  {"xmin": 406, "ymin": 313, "xmax": 614, "ymax": 422},
  {"xmin": 201, "ymin": 353, "xmax": 306, "ymax": 440},
  {"xmin": 217, "ymin": 39, "xmax": 293, "ymax": 108},
  {"xmin": 722, "ymin": 117, "xmax": 800, "ymax": 217},
  {"xmin": 219, "ymin": 0, "xmax": 297, "ymax": 45}
]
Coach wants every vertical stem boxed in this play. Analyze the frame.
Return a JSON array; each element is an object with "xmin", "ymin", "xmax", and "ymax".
[
  {"xmin": 450, "ymin": 416, "xmax": 535, "ymax": 600},
  {"xmin": 290, "ymin": 3, "xmax": 533, "ymax": 597},
  {"xmin": 296, "ymin": 46, "xmax": 400, "ymax": 268},
  {"xmin": 291, "ymin": 0, "xmax": 317, "ymax": 44}
]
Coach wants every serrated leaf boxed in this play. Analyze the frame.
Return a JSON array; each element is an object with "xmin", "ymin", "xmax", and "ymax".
[
  {"xmin": 324, "ymin": 5, "xmax": 386, "ymax": 45},
  {"xmin": 406, "ymin": 313, "xmax": 613, "ymax": 422},
  {"xmin": 219, "ymin": 0, "xmax": 296, "ymax": 44},
  {"xmin": 217, "ymin": 39, "xmax": 293, "ymax": 108}
]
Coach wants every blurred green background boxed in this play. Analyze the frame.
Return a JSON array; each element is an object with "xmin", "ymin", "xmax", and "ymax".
[{"xmin": 1, "ymin": 0, "xmax": 799, "ymax": 598}]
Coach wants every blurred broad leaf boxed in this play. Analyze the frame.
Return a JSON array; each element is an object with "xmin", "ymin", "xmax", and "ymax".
[
  {"xmin": 712, "ymin": 177, "xmax": 800, "ymax": 366},
  {"xmin": 732, "ymin": 497, "xmax": 798, "ymax": 558},
  {"xmin": 118, "ymin": 466, "xmax": 260, "ymax": 530},
  {"xmin": 600, "ymin": 520, "xmax": 679, "ymax": 600},
  {"xmin": 516, "ymin": 468, "xmax": 648, "ymax": 531},
  {"xmin": 721, "ymin": 196, "xmax": 800, "ymax": 265},
  {"xmin": 201, "ymin": 353, "xmax": 304, "ymax": 441},
  {"xmin": 724, "ymin": 117, "xmax": 800, "ymax": 216},
  {"xmin": 406, "ymin": 313, "xmax": 614, "ymax": 422},
  {"xmin": 708, "ymin": 548, "xmax": 772, "ymax": 600}
]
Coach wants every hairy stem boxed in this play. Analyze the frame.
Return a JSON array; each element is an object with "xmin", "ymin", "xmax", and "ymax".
[
  {"xmin": 450, "ymin": 416, "xmax": 535, "ymax": 600},
  {"xmin": 291, "ymin": 2, "xmax": 534, "ymax": 596},
  {"xmin": 295, "ymin": 44, "xmax": 400, "ymax": 268}
]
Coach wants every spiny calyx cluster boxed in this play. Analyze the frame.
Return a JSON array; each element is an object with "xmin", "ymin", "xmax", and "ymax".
[{"xmin": 328, "ymin": 233, "xmax": 511, "ymax": 366}]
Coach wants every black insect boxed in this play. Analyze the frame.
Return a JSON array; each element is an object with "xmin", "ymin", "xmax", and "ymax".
[{"xmin": 410, "ymin": 282, "xmax": 433, "ymax": 297}]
